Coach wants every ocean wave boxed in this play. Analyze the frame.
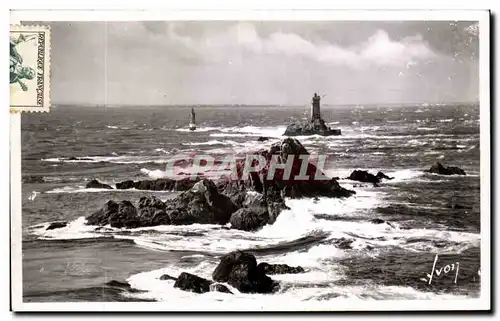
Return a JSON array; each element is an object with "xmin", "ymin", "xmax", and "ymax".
[
  {"xmin": 175, "ymin": 126, "xmax": 219, "ymax": 132},
  {"xmin": 181, "ymin": 140, "xmax": 239, "ymax": 147},
  {"xmin": 437, "ymin": 119, "xmax": 454, "ymax": 123}
]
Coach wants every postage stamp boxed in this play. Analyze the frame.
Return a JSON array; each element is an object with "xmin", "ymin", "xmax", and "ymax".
[
  {"xmin": 8, "ymin": 10, "xmax": 490, "ymax": 313},
  {"xmin": 9, "ymin": 25, "xmax": 51, "ymax": 113}
]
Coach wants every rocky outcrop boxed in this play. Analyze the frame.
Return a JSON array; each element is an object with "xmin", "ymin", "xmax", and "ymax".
[
  {"xmin": 85, "ymin": 138, "xmax": 353, "ymax": 231},
  {"xmin": 159, "ymin": 274, "xmax": 177, "ymax": 281},
  {"xmin": 46, "ymin": 221, "xmax": 68, "ymax": 230},
  {"xmin": 166, "ymin": 179, "xmax": 237, "ymax": 225},
  {"xmin": 173, "ymin": 272, "xmax": 233, "ymax": 294},
  {"xmin": 236, "ymin": 138, "xmax": 355, "ymax": 199},
  {"xmin": 86, "ymin": 179, "xmax": 113, "ymax": 189},
  {"xmin": 212, "ymin": 251, "xmax": 278, "ymax": 294},
  {"xmin": 347, "ymin": 170, "xmax": 393, "ymax": 185},
  {"xmin": 174, "ymin": 272, "xmax": 213, "ymax": 294},
  {"xmin": 257, "ymin": 136, "xmax": 269, "ymax": 142},
  {"xmin": 257, "ymin": 262, "xmax": 305, "ymax": 275},
  {"xmin": 284, "ymin": 118, "xmax": 341, "ymax": 136},
  {"xmin": 115, "ymin": 178, "xmax": 198, "ymax": 191},
  {"xmin": 86, "ymin": 180, "xmax": 237, "ymax": 228},
  {"xmin": 229, "ymin": 208, "xmax": 269, "ymax": 232},
  {"xmin": 427, "ymin": 162, "xmax": 466, "ymax": 175}
]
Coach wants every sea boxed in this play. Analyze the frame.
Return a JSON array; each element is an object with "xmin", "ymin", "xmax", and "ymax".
[{"xmin": 20, "ymin": 103, "xmax": 482, "ymax": 308}]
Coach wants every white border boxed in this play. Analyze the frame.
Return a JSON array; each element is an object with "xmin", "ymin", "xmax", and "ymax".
[{"xmin": 9, "ymin": 9, "xmax": 491, "ymax": 312}]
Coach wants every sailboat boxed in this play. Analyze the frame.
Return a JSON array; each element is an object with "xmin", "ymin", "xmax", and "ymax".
[{"xmin": 188, "ymin": 107, "xmax": 196, "ymax": 131}]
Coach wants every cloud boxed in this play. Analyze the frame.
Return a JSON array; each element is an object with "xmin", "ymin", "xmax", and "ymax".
[{"xmin": 167, "ymin": 23, "xmax": 438, "ymax": 68}]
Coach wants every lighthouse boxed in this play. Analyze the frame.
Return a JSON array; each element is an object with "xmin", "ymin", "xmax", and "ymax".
[{"xmin": 311, "ymin": 93, "xmax": 321, "ymax": 121}]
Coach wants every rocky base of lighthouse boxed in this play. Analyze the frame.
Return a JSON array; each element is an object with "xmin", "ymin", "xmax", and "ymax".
[{"xmin": 284, "ymin": 118, "xmax": 341, "ymax": 136}]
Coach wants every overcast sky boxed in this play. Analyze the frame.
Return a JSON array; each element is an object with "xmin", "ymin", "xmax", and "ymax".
[{"xmin": 48, "ymin": 21, "xmax": 479, "ymax": 106}]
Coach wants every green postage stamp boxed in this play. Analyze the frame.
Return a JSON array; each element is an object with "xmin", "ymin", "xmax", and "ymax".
[{"xmin": 10, "ymin": 25, "xmax": 51, "ymax": 113}]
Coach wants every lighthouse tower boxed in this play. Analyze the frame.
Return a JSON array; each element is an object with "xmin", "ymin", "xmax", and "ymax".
[{"xmin": 311, "ymin": 93, "xmax": 321, "ymax": 121}]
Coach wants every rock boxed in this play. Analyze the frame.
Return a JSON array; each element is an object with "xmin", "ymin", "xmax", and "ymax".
[
  {"xmin": 230, "ymin": 208, "xmax": 269, "ymax": 231},
  {"xmin": 115, "ymin": 180, "xmax": 136, "ymax": 189},
  {"xmin": 167, "ymin": 179, "xmax": 238, "ymax": 225},
  {"xmin": 138, "ymin": 196, "xmax": 166, "ymax": 209},
  {"xmin": 257, "ymin": 262, "xmax": 305, "ymax": 275},
  {"xmin": 86, "ymin": 179, "xmax": 113, "ymax": 189},
  {"xmin": 106, "ymin": 280, "xmax": 132, "ymax": 289},
  {"xmin": 115, "ymin": 178, "xmax": 198, "ymax": 191},
  {"xmin": 212, "ymin": 251, "xmax": 278, "ymax": 294},
  {"xmin": 284, "ymin": 118, "xmax": 341, "ymax": 136},
  {"xmin": 257, "ymin": 136, "xmax": 269, "ymax": 142},
  {"xmin": 86, "ymin": 200, "xmax": 120, "ymax": 226},
  {"xmin": 109, "ymin": 201, "xmax": 139, "ymax": 228},
  {"xmin": 333, "ymin": 237, "xmax": 354, "ymax": 250},
  {"xmin": 370, "ymin": 218, "xmax": 395, "ymax": 228},
  {"xmin": 173, "ymin": 272, "xmax": 212, "ymax": 294},
  {"xmin": 23, "ymin": 175, "xmax": 45, "ymax": 184},
  {"xmin": 46, "ymin": 221, "xmax": 68, "ymax": 230},
  {"xmin": 376, "ymin": 171, "xmax": 394, "ymax": 180},
  {"xmin": 347, "ymin": 170, "xmax": 380, "ymax": 184},
  {"xmin": 245, "ymin": 138, "xmax": 355, "ymax": 199},
  {"xmin": 427, "ymin": 162, "xmax": 466, "ymax": 175},
  {"xmin": 159, "ymin": 274, "xmax": 177, "ymax": 281},
  {"xmin": 210, "ymin": 283, "xmax": 233, "ymax": 294}
]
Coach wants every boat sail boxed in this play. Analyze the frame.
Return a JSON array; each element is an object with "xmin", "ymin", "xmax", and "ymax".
[{"xmin": 189, "ymin": 107, "xmax": 196, "ymax": 131}]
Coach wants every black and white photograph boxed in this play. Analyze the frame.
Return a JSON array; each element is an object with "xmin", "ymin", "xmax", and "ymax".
[{"xmin": 9, "ymin": 10, "xmax": 490, "ymax": 312}]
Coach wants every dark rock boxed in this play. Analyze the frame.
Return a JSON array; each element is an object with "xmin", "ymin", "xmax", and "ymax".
[
  {"xmin": 109, "ymin": 201, "xmax": 139, "ymax": 228},
  {"xmin": 106, "ymin": 280, "xmax": 132, "ymax": 289},
  {"xmin": 333, "ymin": 237, "xmax": 354, "ymax": 250},
  {"xmin": 257, "ymin": 262, "xmax": 305, "ymax": 275},
  {"xmin": 347, "ymin": 170, "xmax": 380, "ymax": 184},
  {"xmin": 230, "ymin": 208, "xmax": 269, "ymax": 231},
  {"xmin": 210, "ymin": 283, "xmax": 233, "ymax": 294},
  {"xmin": 138, "ymin": 196, "xmax": 165, "ymax": 209},
  {"xmin": 23, "ymin": 175, "xmax": 45, "ymax": 184},
  {"xmin": 115, "ymin": 178, "xmax": 197, "ymax": 191},
  {"xmin": 86, "ymin": 179, "xmax": 113, "ymax": 189},
  {"xmin": 370, "ymin": 218, "xmax": 385, "ymax": 224},
  {"xmin": 86, "ymin": 200, "xmax": 119, "ymax": 226},
  {"xmin": 167, "ymin": 179, "xmax": 238, "ymax": 225},
  {"xmin": 427, "ymin": 162, "xmax": 466, "ymax": 175},
  {"xmin": 376, "ymin": 171, "xmax": 394, "ymax": 180},
  {"xmin": 257, "ymin": 136, "xmax": 269, "ymax": 142},
  {"xmin": 46, "ymin": 221, "xmax": 68, "ymax": 230},
  {"xmin": 174, "ymin": 272, "xmax": 212, "ymax": 294},
  {"xmin": 159, "ymin": 274, "xmax": 177, "ymax": 281},
  {"xmin": 115, "ymin": 180, "xmax": 135, "ymax": 189},
  {"xmin": 284, "ymin": 118, "xmax": 341, "ymax": 136},
  {"xmin": 212, "ymin": 251, "xmax": 278, "ymax": 294}
]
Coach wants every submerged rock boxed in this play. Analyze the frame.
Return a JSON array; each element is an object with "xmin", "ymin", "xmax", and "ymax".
[
  {"xmin": 212, "ymin": 251, "xmax": 278, "ymax": 294},
  {"xmin": 257, "ymin": 262, "xmax": 305, "ymax": 275},
  {"xmin": 23, "ymin": 175, "xmax": 45, "ymax": 184},
  {"xmin": 46, "ymin": 221, "xmax": 68, "ymax": 230},
  {"xmin": 210, "ymin": 283, "xmax": 233, "ymax": 294},
  {"xmin": 105, "ymin": 280, "xmax": 132, "ymax": 289},
  {"xmin": 427, "ymin": 162, "xmax": 466, "ymax": 175},
  {"xmin": 86, "ymin": 179, "xmax": 113, "ymax": 189},
  {"xmin": 257, "ymin": 136, "xmax": 269, "ymax": 142}
]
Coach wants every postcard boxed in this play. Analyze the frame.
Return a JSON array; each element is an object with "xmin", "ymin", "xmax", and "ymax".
[{"xmin": 10, "ymin": 9, "xmax": 490, "ymax": 312}]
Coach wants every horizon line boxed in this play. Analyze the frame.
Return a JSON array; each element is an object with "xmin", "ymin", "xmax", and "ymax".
[{"xmin": 51, "ymin": 101, "xmax": 479, "ymax": 108}]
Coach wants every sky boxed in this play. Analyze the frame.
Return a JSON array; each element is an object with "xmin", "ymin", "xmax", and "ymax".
[{"xmin": 47, "ymin": 20, "xmax": 480, "ymax": 106}]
